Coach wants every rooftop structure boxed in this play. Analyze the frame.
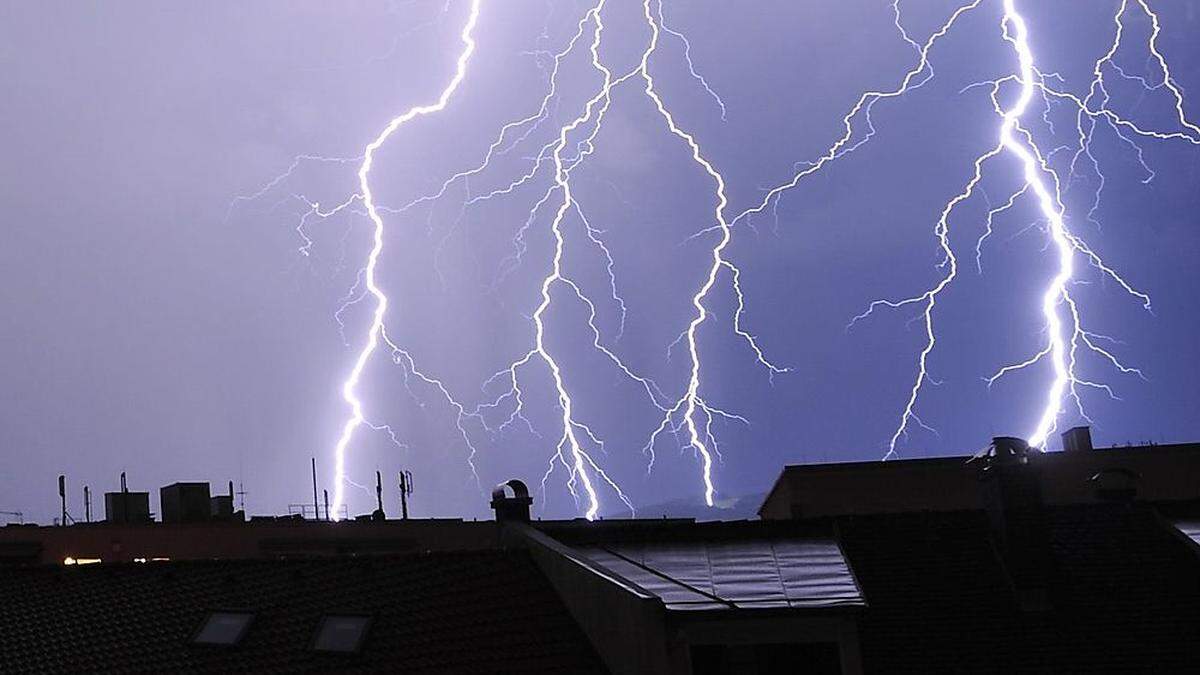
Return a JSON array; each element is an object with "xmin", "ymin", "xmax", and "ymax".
[
  {"xmin": 4, "ymin": 429, "xmax": 1200, "ymax": 673},
  {"xmin": 759, "ymin": 426, "xmax": 1200, "ymax": 519}
]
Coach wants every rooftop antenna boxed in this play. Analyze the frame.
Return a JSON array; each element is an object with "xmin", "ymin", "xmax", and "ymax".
[
  {"xmin": 323, "ymin": 489, "xmax": 330, "ymax": 522},
  {"xmin": 236, "ymin": 482, "xmax": 246, "ymax": 512},
  {"xmin": 311, "ymin": 458, "xmax": 320, "ymax": 521},
  {"xmin": 83, "ymin": 485, "xmax": 91, "ymax": 523},
  {"xmin": 58, "ymin": 475, "xmax": 67, "ymax": 526},
  {"xmin": 373, "ymin": 470, "xmax": 385, "ymax": 520},
  {"xmin": 120, "ymin": 471, "xmax": 128, "ymax": 493},
  {"xmin": 398, "ymin": 470, "xmax": 413, "ymax": 520}
]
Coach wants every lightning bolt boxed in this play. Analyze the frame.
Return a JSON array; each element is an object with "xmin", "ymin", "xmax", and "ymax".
[
  {"xmin": 988, "ymin": 0, "xmax": 1192, "ymax": 448},
  {"xmin": 715, "ymin": 0, "xmax": 1192, "ymax": 459},
  {"xmin": 853, "ymin": 0, "xmax": 1192, "ymax": 456},
  {"xmin": 330, "ymin": 0, "xmax": 482, "ymax": 520},
  {"xmin": 721, "ymin": 0, "xmax": 985, "ymax": 460},
  {"xmin": 993, "ymin": 0, "xmax": 1083, "ymax": 449},
  {"xmin": 229, "ymin": 0, "xmax": 1196, "ymax": 519},
  {"xmin": 636, "ymin": 0, "xmax": 787, "ymax": 507},
  {"xmin": 253, "ymin": 0, "xmax": 781, "ymax": 519}
]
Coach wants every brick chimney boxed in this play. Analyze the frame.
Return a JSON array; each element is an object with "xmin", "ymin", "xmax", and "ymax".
[{"xmin": 978, "ymin": 436, "xmax": 1054, "ymax": 611}]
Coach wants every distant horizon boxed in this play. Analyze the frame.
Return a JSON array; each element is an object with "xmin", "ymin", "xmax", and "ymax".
[{"xmin": 8, "ymin": 423, "xmax": 1197, "ymax": 526}]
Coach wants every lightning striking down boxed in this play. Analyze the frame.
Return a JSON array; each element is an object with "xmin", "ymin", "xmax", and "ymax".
[
  {"xmin": 243, "ymin": 0, "xmax": 775, "ymax": 518},
  {"xmin": 637, "ymin": 0, "xmax": 785, "ymax": 507},
  {"xmin": 330, "ymin": 0, "xmax": 482, "ymax": 520},
  {"xmin": 738, "ymin": 0, "xmax": 1193, "ymax": 459},
  {"xmin": 227, "ymin": 1, "xmax": 1197, "ymax": 518},
  {"xmin": 994, "ymin": 0, "xmax": 1084, "ymax": 449},
  {"xmin": 990, "ymin": 0, "xmax": 1194, "ymax": 448},
  {"xmin": 480, "ymin": 0, "xmax": 782, "ymax": 515}
]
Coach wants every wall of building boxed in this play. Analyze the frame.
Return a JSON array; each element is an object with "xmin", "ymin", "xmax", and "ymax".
[
  {"xmin": 0, "ymin": 518, "xmax": 498, "ymax": 565},
  {"xmin": 503, "ymin": 522, "xmax": 688, "ymax": 675}
]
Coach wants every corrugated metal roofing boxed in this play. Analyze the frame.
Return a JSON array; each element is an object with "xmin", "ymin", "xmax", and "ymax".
[
  {"xmin": 1175, "ymin": 521, "xmax": 1200, "ymax": 547},
  {"xmin": 579, "ymin": 538, "xmax": 864, "ymax": 610}
]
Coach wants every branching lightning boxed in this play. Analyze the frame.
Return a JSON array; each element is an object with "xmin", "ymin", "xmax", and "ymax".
[
  {"xmin": 329, "ymin": 0, "xmax": 482, "ymax": 519},
  {"xmin": 849, "ymin": 0, "xmax": 1193, "ymax": 456},
  {"xmin": 228, "ymin": 0, "xmax": 1197, "ymax": 517}
]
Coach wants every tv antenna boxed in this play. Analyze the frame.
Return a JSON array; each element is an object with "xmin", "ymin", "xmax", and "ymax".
[{"xmin": 398, "ymin": 470, "xmax": 413, "ymax": 520}]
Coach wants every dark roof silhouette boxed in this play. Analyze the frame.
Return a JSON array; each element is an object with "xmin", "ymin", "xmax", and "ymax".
[
  {"xmin": 838, "ymin": 502, "xmax": 1200, "ymax": 672},
  {"xmin": 0, "ymin": 549, "xmax": 605, "ymax": 674}
]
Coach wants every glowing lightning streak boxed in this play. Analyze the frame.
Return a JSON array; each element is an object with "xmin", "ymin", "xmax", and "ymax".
[
  {"xmin": 640, "ymin": 0, "xmax": 777, "ymax": 507},
  {"xmin": 520, "ymin": 0, "xmax": 633, "ymax": 521},
  {"xmin": 727, "ymin": 1, "xmax": 984, "ymax": 233},
  {"xmin": 996, "ymin": 1, "xmax": 1164, "ymax": 448},
  {"xmin": 824, "ymin": 0, "xmax": 1191, "ymax": 457},
  {"xmin": 995, "ymin": 0, "xmax": 1073, "ymax": 449},
  {"xmin": 253, "ymin": 0, "xmax": 1193, "ymax": 516},
  {"xmin": 858, "ymin": 0, "xmax": 1146, "ymax": 458},
  {"xmin": 510, "ymin": 0, "xmax": 765, "ymax": 514},
  {"xmin": 981, "ymin": 0, "xmax": 1196, "ymax": 447},
  {"xmin": 850, "ymin": 144, "xmax": 1000, "ymax": 460},
  {"xmin": 715, "ymin": 1, "xmax": 983, "ymax": 460},
  {"xmin": 331, "ymin": 0, "xmax": 482, "ymax": 520}
]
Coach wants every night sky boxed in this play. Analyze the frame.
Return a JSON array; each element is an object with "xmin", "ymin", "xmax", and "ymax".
[{"xmin": 2, "ymin": 0, "xmax": 1198, "ymax": 523}]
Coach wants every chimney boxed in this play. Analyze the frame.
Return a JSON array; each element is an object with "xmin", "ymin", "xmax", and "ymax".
[
  {"xmin": 1062, "ymin": 426, "xmax": 1093, "ymax": 452},
  {"xmin": 490, "ymin": 479, "xmax": 533, "ymax": 523},
  {"xmin": 978, "ymin": 436, "xmax": 1054, "ymax": 611}
]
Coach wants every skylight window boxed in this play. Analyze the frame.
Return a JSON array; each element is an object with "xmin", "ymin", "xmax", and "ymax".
[
  {"xmin": 192, "ymin": 611, "xmax": 254, "ymax": 646},
  {"xmin": 313, "ymin": 615, "xmax": 371, "ymax": 653}
]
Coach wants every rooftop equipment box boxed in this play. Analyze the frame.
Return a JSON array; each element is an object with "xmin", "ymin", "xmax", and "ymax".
[
  {"xmin": 160, "ymin": 482, "xmax": 211, "ymax": 524},
  {"xmin": 104, "ymin": 491, "xmax": 151, "ymax": 524}
]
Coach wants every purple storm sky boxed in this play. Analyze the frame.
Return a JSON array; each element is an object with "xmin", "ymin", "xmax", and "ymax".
[{"xmin": 2, "ymin": 0, "xmax": 1198, "ymax": 523}]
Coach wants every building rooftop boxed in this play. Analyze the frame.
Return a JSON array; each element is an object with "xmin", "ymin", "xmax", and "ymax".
[
  {"xmin": 759, "ymin": 429, "xmax": 1200, "ymax": 519},
  {"xmin": 838, "ymin": 501, "xmax": 1200, "ymax": 672},
  {"xmin": 8, "ymin": 432, "xmax": 1200, "ymax": 672},
  {"xmin": 0, "ymin": 548, "xmax": 604, "ymax": 674}
]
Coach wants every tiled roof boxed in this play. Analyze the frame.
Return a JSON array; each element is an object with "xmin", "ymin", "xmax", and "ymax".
[
  {"xmin": 837, "ymin": 503, "xmax": 1200, "ymax": 672},
  {"xmin": 0, "ymin": 549, "xmax": 605, "ymax": 674}
]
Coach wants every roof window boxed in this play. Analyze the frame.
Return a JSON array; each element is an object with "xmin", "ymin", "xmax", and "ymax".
[
  {"xmin": 192, "ymin": 611, "xmax": 254, "ymax": 646},
  {"xmin": 313, "ymin": 615, "xmax": 371, "ymax": 653}
]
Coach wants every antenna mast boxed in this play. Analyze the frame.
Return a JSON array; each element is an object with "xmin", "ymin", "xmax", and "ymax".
[
  {"xmin": 399, "ymin": 470, "xmax": 413, "ymax": 520},
  {"xmin": 58, "ymin": 475, "xmax": 66, "ymax": 526},
  {"xmin": 311, "ymin": 458, "xmax": 320, "ymax": 521}
]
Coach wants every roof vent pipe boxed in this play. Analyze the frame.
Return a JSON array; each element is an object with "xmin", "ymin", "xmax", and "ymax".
[{"xmin": 491, "ymin": 479, "xmax": 533, "ymax": 523}]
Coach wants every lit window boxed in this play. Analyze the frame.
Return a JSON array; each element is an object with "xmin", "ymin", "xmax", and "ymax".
[
  {"xmin": 63, "ymin": 557, "xmax": 101, "ymax": 566},
  {"xmin": 313, "ymin": 615, "xmax": 371, "ymax": 653},
  {"xmin": 192, "ymin": 612, "xmax": 254, "ymax": 646}
]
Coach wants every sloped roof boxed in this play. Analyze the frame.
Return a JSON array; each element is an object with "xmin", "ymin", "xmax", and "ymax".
[
  {"xmin": 0, "ymin": 549, "xmax": 605, "ymax": 674},
  {"xmin": 1174, "ymin": 520, "xmax": 1200, "ymax": 548},
  {"xmin": 579, "ymin": 538, "xmax": 864, "ymax": 610},
  {"xmin": 536, "ymin": 519, "xmax": 863, "ymax": 612}
]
